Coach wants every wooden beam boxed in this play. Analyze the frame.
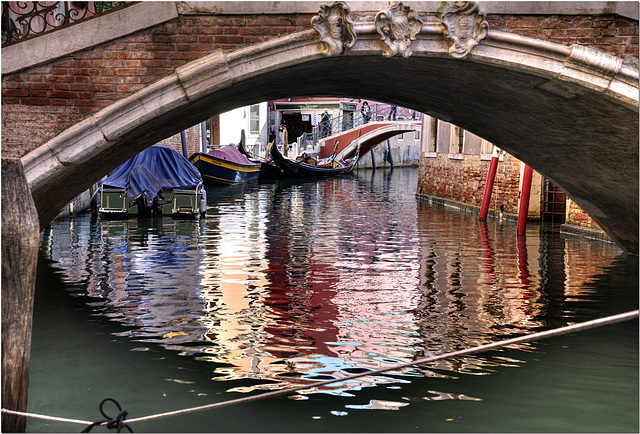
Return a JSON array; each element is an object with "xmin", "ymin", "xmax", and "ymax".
[{"xmin": 2, "ymin": 158, "xmax": 40, "ymax": 433}]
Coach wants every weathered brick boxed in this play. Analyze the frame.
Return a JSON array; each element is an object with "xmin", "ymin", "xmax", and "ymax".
[
  {"xmin": 214, "ymin": 35, "xmax": 244, "ymax": 44},
  {"xmin": 197, "ymin": 35, "xmax": 214, "ymax": 44},
  {"xmin": 69, "ymin": 99, "xmax": 99, "ymax": 107},
  {"xmin": 69, "ymin": 83, "xmax": 101, "ymax": 92},
  {"xmin": 116, "ymin": 84, "xmax": 144, "ymax": 93},
  {"xmin": 191, "ymin": 44, "xmax": 215, "ymax": 52},
  {"xmin": 115, "ymin": 68, "xmax": 147, "ymax": 76},
  {"xmin": 68, "ymin": 68, "xmax": 99, "ymax": 75},
  {"xmin": 48, "ymin": 91, "xmax": 76, "ymax": 99},
  {"xmin": 240, "ymin": 27, "xmax": 270, "ymax": 36},
  {"xmin": 142, "ymin": 59, "xmax": 172, "ymax": 68},
  {"xmin": 169, "ymin": 34, "xmax": 198, "ymax": 43},
  {"xmin": 74, "ymin": 51, "xmax": 103, "ymax": 60},
  {"xmin": 3, "ymin": 89, "xmax": 30, "ymax": 97},
  {"xmin": 20, "ymin": 98, "xmax": 51, "ymax": 105},
  {"xmin": 263, "ymin": 17, "xmax": 293, "ymax": 27},
  {"xmin": 506, "ymin": 19, "xmax": 539, "ymax": 28}
]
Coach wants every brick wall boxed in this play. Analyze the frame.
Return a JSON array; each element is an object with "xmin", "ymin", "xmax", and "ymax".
[
  {"xmin": 158, "ymin": 124, "xmax": 202, "ymax": 157},
  {"xmin": 566, "ymin": 199, "xmax": 600, "ymax": 228},
  {"xmin": 417, "ymin": 146, "xmax": 603, "ymax": 229},
  {"xmin": 488, "ymin": 14, "xmax": 639, "ymax": 63},
  {"xmin": 1, "ymin": 14, "xmax": 312, "ymax": 158},
  {"xmin": 417, "ymin": 153, "xmax": 523, "ymax": 215}
]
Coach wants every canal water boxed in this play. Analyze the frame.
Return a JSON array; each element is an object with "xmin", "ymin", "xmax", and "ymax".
[{"xmin": 28, "ymin": 168, "xmax": 637, "ymax": 432}]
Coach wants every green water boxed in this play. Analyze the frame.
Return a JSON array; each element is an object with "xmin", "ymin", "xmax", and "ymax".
[{"xmin": 27, "ymin": 168, "xmax": 638, "ymax": 432}]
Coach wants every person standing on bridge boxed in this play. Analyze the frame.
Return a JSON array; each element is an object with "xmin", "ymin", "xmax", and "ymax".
[
  {"xmin": 388, "ymin": 105, "xmax": 397, "ymax": 121},
  {"xmin": 320, "ymin": 109, "xmax": 331, "ymax": 138},
  {"xmin": 361, "ymin": 101, "xmax": 371, "ymax": 124}
]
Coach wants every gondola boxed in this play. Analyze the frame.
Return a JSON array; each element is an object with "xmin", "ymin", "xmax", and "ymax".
[
  {"xmin": 268, "ymin": 140, "xmax": 359, "ymax": 178},
  {"xmin": 236, "ymin": 130, "xmax": 284, "ymax": 179}
]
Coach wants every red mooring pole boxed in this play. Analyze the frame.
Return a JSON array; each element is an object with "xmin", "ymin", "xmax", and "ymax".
[
  {"xmin": 517, "ymin": 164, "xmax": 534, "ymax": 235},
  {"xmin": 479, "ymin": 148, "xmax": 502, "ymax": 221}
]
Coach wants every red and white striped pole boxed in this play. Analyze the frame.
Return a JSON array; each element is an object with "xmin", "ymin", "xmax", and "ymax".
[
  {"xmin": 479, "ymin": 147, "xmax": 503, "ymax": 222},
  {"xmin": 517, "ymin": 164, "xmax": 534, "ymax": 235}
]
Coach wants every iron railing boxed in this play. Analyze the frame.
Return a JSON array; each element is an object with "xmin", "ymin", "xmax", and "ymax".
[
  {"xmin": 288, "ymin": 103, "xmax": 422, "ymax": 157},
  {"xmin": 2, "ymin": 1, "xmax": 137, "ymax": 47},
  {"xmin": 313, "ymin": 103, "xmax": 421, "ymax": 141}
]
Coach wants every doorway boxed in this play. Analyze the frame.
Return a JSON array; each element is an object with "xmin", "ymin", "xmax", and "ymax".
[
  {"xmin": 541, "ymin": 178, "xmax": 566, "ymax": 223},
  {"xmin": 282, "ymin": 113, "xmax": 312, "ymax": 143}
]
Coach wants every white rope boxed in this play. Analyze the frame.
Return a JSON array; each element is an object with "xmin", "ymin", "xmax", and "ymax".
[
  {"xmin": 0, "ymin": 409, "xmax": 93, "ymax": 426},
  {"xmin": 3, "ymin": 310, "xmax": 637, "ymax": 427}
]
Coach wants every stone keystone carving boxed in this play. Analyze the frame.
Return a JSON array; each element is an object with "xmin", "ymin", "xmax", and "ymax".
[
  {"xmin": 375, "ymin": 2, "xmax": 424, "ymax": 57},
  {"xmin": 441, "ymin": 1, "xmax": 488, "ymax": 59},
  {"xmin": 311, "ymin": 1, "xmax": 356, "ymax": 56}
]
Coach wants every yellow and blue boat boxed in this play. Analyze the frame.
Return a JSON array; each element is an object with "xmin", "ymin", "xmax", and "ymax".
[{"xmin": 189, "ymin": 145, "xmax": 261, "ymax": 185}]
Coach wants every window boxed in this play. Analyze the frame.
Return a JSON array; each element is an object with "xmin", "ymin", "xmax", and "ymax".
[
  {"xmin": 429, "ymin": 118, "xmax": 438, "ymax": 153},
  {"xmin": 481, "ymin": 139, "xmax": 493, "ymax": 155},
  {"xmin": 250, "ymin": 104, "xmax": 260, "ymax": 135},
  {"xmin": 480, "ymin": 139, "xmax": 494, "ymax": 160},
  {"xmin": 450, "ymin": 125, "xmax": 464, "ymax": 154},
  {"xmin": 457, "ymin": 127, "xmax": 464, "ymax": 153}
]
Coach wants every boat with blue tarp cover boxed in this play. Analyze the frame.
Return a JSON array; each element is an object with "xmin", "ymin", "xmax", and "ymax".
[
  {"xmin": 98, "ymin": 144, "xmax": 206, "ymax": 216},
  {"xmin": 189, "ymin": 145, "xmax": 262, "ymax": 185}
]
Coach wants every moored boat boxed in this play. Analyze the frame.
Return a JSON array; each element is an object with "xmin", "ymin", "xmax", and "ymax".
[
  {"xmin": 189, "ymin": 145, "xmax": 261, "ymax": 185},
  {"xmin": 268, "ymin": 141, "xmax": 359, "ymax": 178},
  {"xmin": 99, "ymin": 144, "xmax": 206, "ymax": 216},
  {"xmin": 236, "ymin": 131, "xmax": 283, "ymax": 179}
]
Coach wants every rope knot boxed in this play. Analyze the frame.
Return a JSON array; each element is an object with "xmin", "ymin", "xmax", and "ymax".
[{"xmin": 82, "ymin": 398, "xmax": 133, "ymax": 433}]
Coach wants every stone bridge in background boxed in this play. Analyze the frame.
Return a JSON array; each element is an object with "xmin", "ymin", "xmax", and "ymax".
[{"xmin": 1, "ymin": 1, "xmax": 638, "ymax": 252}]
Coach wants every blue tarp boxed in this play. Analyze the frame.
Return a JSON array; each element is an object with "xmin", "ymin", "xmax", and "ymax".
[{"xmin": 103, "ymin": 145, "xmax": 203, "ymax": 206}]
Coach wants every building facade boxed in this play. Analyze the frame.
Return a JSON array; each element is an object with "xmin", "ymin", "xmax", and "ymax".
[{"xmin": 417, "ymin": 115, "xmax": 608, "ymax": 239}]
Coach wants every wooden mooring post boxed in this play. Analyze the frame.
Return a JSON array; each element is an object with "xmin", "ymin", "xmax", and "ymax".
[{"xmin": 2, "ymin": 158, "xmax": 40, "ymax": 433}]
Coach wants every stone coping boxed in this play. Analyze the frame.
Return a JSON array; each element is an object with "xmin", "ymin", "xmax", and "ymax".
[
  {"xmin": 416, "ymin": 192, "xmax": 520, "ymax": 222},
  {"xmin": 417, "ymin": 192, "xmax": 615, "ymax": 244},
  {"xmin": 560, "ymin": 223, "xmax": 615, "ymax": 243},
  {"xmin": 180, "ymin": 1, "xmax": 638, "ymax": 20}
]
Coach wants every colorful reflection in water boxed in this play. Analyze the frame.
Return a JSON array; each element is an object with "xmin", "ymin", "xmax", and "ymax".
[{"xmin": 33, "ymin": 168, "xmax": 637, "ymax": 432}]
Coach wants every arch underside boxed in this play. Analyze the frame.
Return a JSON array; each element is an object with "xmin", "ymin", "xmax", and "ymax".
[{"xmin": 22, "ymin": 32, "xmax": 639, "ymax": 252}]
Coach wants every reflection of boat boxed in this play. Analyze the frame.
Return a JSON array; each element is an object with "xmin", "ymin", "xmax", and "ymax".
[
  {"xmin": 99, "ymin": 144, "xmax": 205, "ymax": 216},
  {"xmin": 268, "ymin": 141, "xmax": 359, "ymax": 178},
  {"xmin": 237, "ymin": 131, "xmax": 283, "ymax": 179},
  {"xmin": 189, "ymin": 144, "xmax": 261, "ymax": 185}
]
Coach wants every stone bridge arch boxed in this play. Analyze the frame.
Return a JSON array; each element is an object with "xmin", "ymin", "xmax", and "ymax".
[{"xmin": 20, "ymin": 5, "xmax": 639, "ymax": 252}]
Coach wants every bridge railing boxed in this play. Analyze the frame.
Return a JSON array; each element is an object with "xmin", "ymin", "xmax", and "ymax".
[
  {"xmin": 288, "ymin": 103, "xmax": 422, "ymax": 157},
  {"xmin": 316, "ymin": 103, "xmax": 421, "ymax": 141},
  {"xmin": 2, "ymin": 1, "xmax": 138, "ymax": 47},
  {"xmin": 248, "ymin": 104, "xmax": 423, "ymax": 159}
]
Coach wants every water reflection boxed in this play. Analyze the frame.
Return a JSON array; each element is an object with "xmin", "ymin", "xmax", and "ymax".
[{"xmin": 42, "ymin": 169, "xmax": 625, "ymax": 399}]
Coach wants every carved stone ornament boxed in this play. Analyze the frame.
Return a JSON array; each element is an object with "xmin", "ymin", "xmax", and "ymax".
[
  {"xmin": 441, "ymin": 1, "xmax": 488, "ymax": 59},
  {"xmin": 311, "ymin": 1, "xmax": 356, "ymax": 56},
  {"xmin": 375, "ymin": 2, "xmax": 424, "ymax": 57}
]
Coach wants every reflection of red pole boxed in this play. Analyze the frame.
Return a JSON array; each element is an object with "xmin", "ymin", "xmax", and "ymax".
[
  {"xmin": 517, "ymin": 164, "xmax": 534, "ymax": 235},
  {"xmin": 479, "ymin": 150, "xmax": 500, "ymax": 221},
  {"xmin": 479, "ymin": 222, "xmax": 495, "ymax": 283}
]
